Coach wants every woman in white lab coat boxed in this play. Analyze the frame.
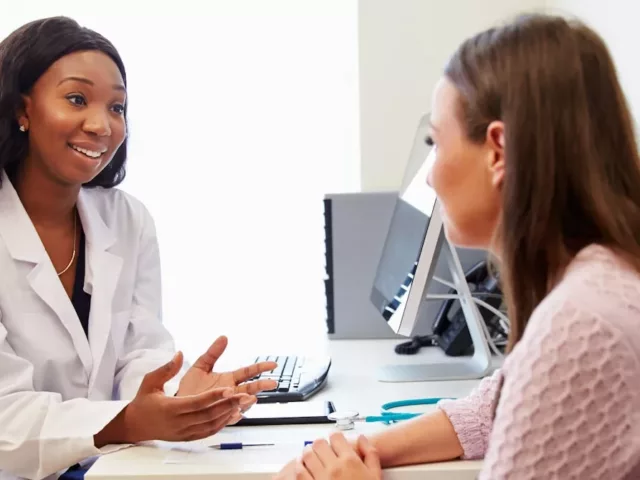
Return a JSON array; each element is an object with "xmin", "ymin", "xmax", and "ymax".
[{"xmin": 0, "ymin": 17, "xmax": 278, "ymax": 480}]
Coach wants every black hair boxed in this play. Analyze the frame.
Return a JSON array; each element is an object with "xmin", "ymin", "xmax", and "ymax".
[{"xmin": 0, "ymin": 16, "xmax": 128, "ymax": 188}]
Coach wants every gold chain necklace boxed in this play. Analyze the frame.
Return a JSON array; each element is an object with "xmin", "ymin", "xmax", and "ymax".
[{"xmin": 57, "ymin": 212, "xmax": 77, "ymax": 277}]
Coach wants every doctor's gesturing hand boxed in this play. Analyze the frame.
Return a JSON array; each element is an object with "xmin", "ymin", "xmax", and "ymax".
[
  {"xmin": 95, "ymin": 351, "xmax": 248, "ymax": 446},
  {"xmin": 95, "ymin": 337, "xmax": 278, "ymax": 447},
  {"xmin": 175, "ymin": 335, "xmax": 278, "ymax": 419}
]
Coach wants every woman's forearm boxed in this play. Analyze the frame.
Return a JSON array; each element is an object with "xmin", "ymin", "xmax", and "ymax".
[{"xmin": 368, "ymin": 409, "xmax": 464, "ymax": 467}]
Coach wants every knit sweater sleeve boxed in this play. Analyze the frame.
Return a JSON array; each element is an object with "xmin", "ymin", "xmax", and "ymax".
[
  {"xmin": 437, "ymin": 369, "xmax": 503, "ymax": 460},
  {"xmin": 479, "ymin": 303, "xmax": 640, "ymax": 479}
]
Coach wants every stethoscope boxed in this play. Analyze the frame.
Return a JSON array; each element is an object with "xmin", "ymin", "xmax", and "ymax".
[{"xmin": 327, "ymin": 397, "xmax": 455, "ymax": 430}]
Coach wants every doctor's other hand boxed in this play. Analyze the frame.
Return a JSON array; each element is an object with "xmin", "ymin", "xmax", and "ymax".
[
  {"xmin": 95, "ymin": 351, "xmax": 246, "ymax": 447},
  {"xmin": 176, "ymin": 336, "xmax": 278, "ymax": 415},
  {"xmin": 274, "ymin": 433, "xmax": 382, "ymax": 480}
]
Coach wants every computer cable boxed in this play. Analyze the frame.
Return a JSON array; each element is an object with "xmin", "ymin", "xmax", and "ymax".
[
  {"xmin": 394, "ymin": 334, "xmax": 439, "ymax": 355},
  {"xmin": 394, "ymin": 292, "xmax": 507, "ymax": 356},
  {"xmin": 427, "ymin": 293, "xmax": 510, "ymax": 329}
]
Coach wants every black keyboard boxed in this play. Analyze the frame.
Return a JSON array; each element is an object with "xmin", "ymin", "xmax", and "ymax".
[{"xmin": 251, "ymin": 355, "xmax": 331, "ymax": 403}]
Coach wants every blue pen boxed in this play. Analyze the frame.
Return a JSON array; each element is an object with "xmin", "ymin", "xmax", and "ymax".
[
  {"xmin": 210, "ymin": 441, "xmax": 314, "ymax": 450},
  {"xmin": 209, "ymin": 442, "xmax": 275, "ymax": 450}
]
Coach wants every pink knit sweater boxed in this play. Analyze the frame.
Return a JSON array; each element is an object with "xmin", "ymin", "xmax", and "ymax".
[{"xmin": 437, "ymin": 245, "xmax": 640, "ymax": 479}]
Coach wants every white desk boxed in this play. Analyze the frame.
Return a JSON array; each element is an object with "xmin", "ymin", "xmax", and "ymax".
[{"xmin": 86, "ymin": 339, "xmax": 484, "ymax": 480}]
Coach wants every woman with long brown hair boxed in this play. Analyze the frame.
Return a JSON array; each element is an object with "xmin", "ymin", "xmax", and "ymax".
[{"xmin": 277, "ymin": 13, "xmax": 640, "ymax": 480}]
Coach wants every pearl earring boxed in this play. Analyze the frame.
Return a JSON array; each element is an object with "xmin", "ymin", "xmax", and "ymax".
[{"xmin": 19, "ymin": 125, "xmax": 26, "ymax": 132}]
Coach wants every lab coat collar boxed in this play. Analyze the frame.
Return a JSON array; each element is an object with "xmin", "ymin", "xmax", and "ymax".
[
  {"xmin": 77, "ymin": 188, "xmax": 116, "ymax": 255},
  {"xmin": 0, "ymin": 170, "xmax": 123, "ymax": 387},
  {"xmin": 0, "ymin": 170, "xmax": 93, "ymax": 376}
]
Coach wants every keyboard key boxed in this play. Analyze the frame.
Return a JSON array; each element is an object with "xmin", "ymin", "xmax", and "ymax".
[
  {"xmin": 278, "ymin": 381, "xmax": 290, "ymax": 392},
  {"xmin": 283, "ymin": 358, "xmax": 296, "ymax": 377},
  {"xmin": 272, "ymin": 358, "xmax": 286, "ymax": 376}
]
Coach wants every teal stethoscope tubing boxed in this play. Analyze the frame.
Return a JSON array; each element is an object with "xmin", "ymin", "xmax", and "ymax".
[{"xmin": 365, "ymin": 397, "xmax": 456, "ymax": 424}]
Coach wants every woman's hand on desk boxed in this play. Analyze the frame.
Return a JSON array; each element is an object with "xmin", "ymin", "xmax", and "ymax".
[
  {"xmin": 275, "ymin": 433, "xmax": 381, "ymax": 480},
  {"xmin": 176, "ymin": 335, "xmax": 277, "ymax": 419},
  {"xmin": 95, "ymin": 352, "xmax": 246, "ymax": 446},
  {"xmin": 274, "ymin": 410, "xmax": 464, "ymax": 479}
]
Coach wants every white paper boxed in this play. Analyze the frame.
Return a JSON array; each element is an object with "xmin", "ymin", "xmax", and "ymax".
[{"xmin": 162, "ymin": 423, "xmax": 382, "ymax": 466}]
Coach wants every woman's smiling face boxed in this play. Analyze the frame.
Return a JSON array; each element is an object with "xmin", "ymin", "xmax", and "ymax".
[{"xmin": 18, "ymin": 50, "xmax": 127, "ymax": 186}]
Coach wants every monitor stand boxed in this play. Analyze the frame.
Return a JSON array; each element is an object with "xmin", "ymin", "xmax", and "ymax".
[{"xmin": 377, "ymin": 240, "xmax": 494, "ymax": 382}]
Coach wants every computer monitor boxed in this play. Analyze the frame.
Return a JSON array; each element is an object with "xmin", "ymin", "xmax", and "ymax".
[
  {"xmin": 369, "ymin": 114, "xmax": 494, "ymax": 382},
  {"xmin": 369, "ymin": 118, "xmax": 440, "ymax": 337}
]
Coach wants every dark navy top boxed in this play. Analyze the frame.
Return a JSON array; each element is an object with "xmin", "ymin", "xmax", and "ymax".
[{"xmin": 71, "ymin": 230, "xmax": 91, "ymax": 338}]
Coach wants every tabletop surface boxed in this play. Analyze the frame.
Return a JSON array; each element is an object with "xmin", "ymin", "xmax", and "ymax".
[{"xmin": 87, "ymin": 338, "xmax": 486, "ymax": 479}]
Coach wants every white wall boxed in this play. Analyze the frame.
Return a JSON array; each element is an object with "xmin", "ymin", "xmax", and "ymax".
[
  {"xmin": 358, "ymin": 0, "xmax": 546, "ymax": 192},
  {"xmin": 546, "ymin": 1, "xmax": 640, "ymax": 131}
]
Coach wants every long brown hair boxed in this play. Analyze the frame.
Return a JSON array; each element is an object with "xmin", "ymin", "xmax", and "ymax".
[{"xmin": 444, "ymin": 14, "xmax": 640, "ymax": 351}]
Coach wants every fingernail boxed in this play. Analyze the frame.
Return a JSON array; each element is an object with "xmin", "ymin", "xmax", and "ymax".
[{"xmin": 222, "ymin": 389, "xmax": 233, "ymax": 398}]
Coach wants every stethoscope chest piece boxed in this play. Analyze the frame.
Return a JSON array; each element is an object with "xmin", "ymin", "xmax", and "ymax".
[{"xmin": 328, "ymin": 411, "xmax": 360, "ymax": 430}]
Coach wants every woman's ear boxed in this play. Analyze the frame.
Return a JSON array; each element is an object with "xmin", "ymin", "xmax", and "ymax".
[
  {"xmin": 487, "ymin": 121, "xmax": 505, "ymax": 188},
  {"xmin": 16, "ymin": 95, "xmax": 31, "ymax": 132}
]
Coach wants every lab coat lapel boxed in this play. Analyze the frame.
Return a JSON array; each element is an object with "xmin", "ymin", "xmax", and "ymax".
[
  {"xmin": 0, "ymin": 171, "xmax": 93, "ymax": 376},
  {"xmin": 77, "ymin": 189, "xmax": 122, "ymax": 390}
]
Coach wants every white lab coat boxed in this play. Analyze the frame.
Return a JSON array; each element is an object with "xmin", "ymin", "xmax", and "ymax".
[{"xmin": 0, "ymin": 171, "xmax": 182, "ymax": 480}]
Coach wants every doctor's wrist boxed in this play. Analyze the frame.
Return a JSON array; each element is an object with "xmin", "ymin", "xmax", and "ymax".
[{"xmin": 94, "ymin": 406, "xmax": 136, "ymax": 448}]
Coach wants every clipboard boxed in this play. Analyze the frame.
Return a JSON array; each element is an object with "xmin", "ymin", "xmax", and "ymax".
[{"xmin": 235, "ymin": 400, "xmax": 336, "ymax": 426}]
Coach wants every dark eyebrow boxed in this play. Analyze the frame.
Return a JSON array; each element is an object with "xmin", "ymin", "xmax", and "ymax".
[{"xmin": 57, "ymin": 76, "xmax": 126, "ymax": 92}]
